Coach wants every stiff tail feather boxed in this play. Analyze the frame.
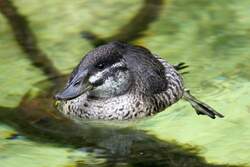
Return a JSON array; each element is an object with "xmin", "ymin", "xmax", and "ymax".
[
  {"xmin": 183, "ymin": 90, "xmax": 224, "ymax": 119},
  {"xmin": 174, "ymin": 62, "xmax": 189, "ymax": 75}
]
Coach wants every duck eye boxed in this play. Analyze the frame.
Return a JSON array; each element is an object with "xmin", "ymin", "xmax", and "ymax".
[{"xmin": 96, "ymin": 62, "xmax": 105, "ymax": 69}]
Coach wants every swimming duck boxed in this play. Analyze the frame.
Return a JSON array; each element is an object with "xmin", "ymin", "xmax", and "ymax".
[{"xmin": 55, "ymin": 41, "xmax": 224, "ymax": 120}]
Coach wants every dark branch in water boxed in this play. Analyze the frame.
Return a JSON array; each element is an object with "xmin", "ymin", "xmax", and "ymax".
[
  {"xmin": 82, "ymin": 0, "xmax": 164, "ymax": 46},
  {"xmin": 0, "ymin": 106, "xmax": 14, "ymax": 117},
  {"xmin": 0, "ymin": 0, "xmax": 61, "ymax": 79}
]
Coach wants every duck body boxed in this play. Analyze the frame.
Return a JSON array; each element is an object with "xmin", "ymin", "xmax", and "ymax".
[{"xmin": 55, "ymin": 41, "xmax": 223, "ymax": 120}]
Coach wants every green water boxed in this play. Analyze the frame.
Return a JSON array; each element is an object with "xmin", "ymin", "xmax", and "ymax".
[{"xmin": 0, "ymin": 0, "xmax": 250, "ymax": 166}]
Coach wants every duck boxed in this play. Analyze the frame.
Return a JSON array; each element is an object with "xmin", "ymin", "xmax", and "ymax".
[{"xmin": 54, "ymin": 41, "xmax": 224, "ymax": 120}]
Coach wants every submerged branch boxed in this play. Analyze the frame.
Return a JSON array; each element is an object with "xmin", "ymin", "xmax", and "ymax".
[
  {"xmin": 82, "ymin": 0, "xmax": 164, "ymax": 46},
  {"xmin": 0, "ymin": 0, "xmax": 61, "ymax": 79}
]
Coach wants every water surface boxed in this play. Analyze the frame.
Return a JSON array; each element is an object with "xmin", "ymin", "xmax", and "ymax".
[{"xmin": 0, "ymin": 0, "xmax": 250, "ymax": 166}]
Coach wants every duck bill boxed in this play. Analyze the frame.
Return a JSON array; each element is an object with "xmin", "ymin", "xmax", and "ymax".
[
  {"xmin": 54, "ymin": 70, "xmax": 92, "ymax": 100},
  {"xmin": 54, "ymin": 82, "xmax": 92, "ymax": 100}
]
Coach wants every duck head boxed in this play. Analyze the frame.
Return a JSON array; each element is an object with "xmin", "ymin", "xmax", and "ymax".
[{"xmin": 55, "ymin": 41, "xmax": 168, "ymax": 100}]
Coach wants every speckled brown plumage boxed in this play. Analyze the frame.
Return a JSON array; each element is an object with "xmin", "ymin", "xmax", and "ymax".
[{"xmin": 55, "ymin": 42, "xmax": 224, "ymax": 120}]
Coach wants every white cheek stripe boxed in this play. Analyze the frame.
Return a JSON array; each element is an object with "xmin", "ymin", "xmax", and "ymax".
[
  {"xmin": 89, "ymin": 70, "xmax": 105, "ymax": 83},
  {"xmin": 111, "ymin": 62, "xmax": 123, "ymax": 68},
  {"xmin": 89, "ymin": 62, "xmax": 124, "ymax": 83}
]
